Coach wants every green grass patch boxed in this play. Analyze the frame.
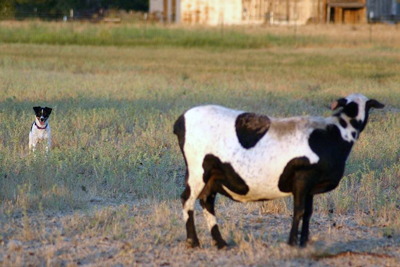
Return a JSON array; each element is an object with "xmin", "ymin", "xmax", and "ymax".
[{"xmin": 0, "ymin": 22, "xmax": 325, "ymax": 48}]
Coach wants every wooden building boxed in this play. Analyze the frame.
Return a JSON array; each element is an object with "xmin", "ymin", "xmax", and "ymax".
[
  {"xmin": 325, "ymin": 0, "xmax": 367, "ymax": 23},
  {"xmin": 150, "ymin": 0, "xmax": 392, "ymax": 25}
]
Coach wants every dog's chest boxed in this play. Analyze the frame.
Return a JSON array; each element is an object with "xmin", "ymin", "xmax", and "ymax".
[{"xmin": 30, "ymin": 127, "xmax": 50, "ymax": 141}]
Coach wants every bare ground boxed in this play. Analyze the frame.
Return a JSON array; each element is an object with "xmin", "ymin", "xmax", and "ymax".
[{"xmin": 1, "ymin": 199, "xmax": 399, "ymax": 267}]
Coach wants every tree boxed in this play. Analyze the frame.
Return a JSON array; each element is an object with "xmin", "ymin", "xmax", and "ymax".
[
  {"xmin": 0, "ymin": 0, "xmax": 149, "ymax": 20},
  {"xmin": 102, "ymin": 0, "xmax": 149, "ymax": 12},
  {"xmin": 0, "ymin": 0, "xmax": 15, "ymax": 17}
]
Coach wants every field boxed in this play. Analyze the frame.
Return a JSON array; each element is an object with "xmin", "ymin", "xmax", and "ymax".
[{"xmin": 0, "ymin": 21, "xmax": 399, "ymax": 266}]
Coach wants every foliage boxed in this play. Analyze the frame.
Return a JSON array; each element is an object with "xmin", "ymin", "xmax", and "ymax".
[{"xmin": 0, "ymin": 0, "xmax": 148, "ymax": 19}]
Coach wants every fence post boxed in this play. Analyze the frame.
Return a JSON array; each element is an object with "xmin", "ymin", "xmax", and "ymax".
[
  {"xmin": 144, "ymin": 13, "xmax": 148, "ymax": 38},
  {"xmin": 221, "ymin": 17, "xmax": 224, "ymax": 39},
  {"xmin": 369, "ymin": 11, "xmax": 373, "ymax": 43},
  {"xmin": 270, "ymin": 11, "xmax": 274, "ymax": 25}
]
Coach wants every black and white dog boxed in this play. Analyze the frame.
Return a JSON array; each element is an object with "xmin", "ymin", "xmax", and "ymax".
[{"xmin": 29, "ymin": 106, "xmax": 52, "ymax": 153}]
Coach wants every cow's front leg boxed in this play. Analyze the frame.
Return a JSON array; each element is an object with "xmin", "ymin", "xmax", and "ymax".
[
  {"xmin": 288, "ymin": 179, "xmax": 309, "ymax": 246},
  {"xmin": 300, "ymin": 194, "xmax": 313, "ymax": 247}
]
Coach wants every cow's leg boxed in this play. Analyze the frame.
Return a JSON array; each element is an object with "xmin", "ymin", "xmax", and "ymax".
[
  {"xmin": 288, "ymin": 179, "xmax": 308, "ymax": 246},
  {"xmin": 181, "ymin": 171, "xmax": 204, "ymax": 248},
  {"xmin": 300, "ymin": 194, "xmax": 313, "ymax": 247},
  {"xmin": 199, "ymin": 178, "xmax": 227, "ymax": 249}
]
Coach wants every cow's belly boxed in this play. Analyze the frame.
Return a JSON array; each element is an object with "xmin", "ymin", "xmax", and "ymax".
[
  {"xmin": 221, "ymin": 163, "xmax": 292, "ymax": 202},
  {"xmin": 213, "ymin": 140, "xmax": 318, "ymax": 202}
]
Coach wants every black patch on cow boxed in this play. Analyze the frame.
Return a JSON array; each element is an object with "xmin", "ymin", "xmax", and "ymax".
[
  {"xmin": 174, "ymin": 114, "xmax": 190, "ymax": 184},
  {"xmin": 181, "ymin": 185, "xmax": 191, "ymax": 206},
  {"xmin": 235, "ymin": 113, "xmax": 271, "ymax": 149},
  {"xmin": 351, "ymin": 131, "xmax": 357, "ymax": 139},
  {"xmin": 255, "ymin": 198, "xmax": 271, "ymax": 202},
  {"xmin": 339, "ymin": 118, "xmax": 347, "ymax": 128},
  {"xmin": 278, "ymin": 157, "xmax": 312, "ymax": 193},
  {"xmin": 335, "ymin": 98, "xmax": 348, "ymax": 110},
  {"xmin": 350, "ymin": 119, "xmax": 362, "ymax": 130},
  {"xmin": 202, "ymin": 154, "xmax": 249, "ymax": 198},
  {"xmin": 343, "ymin": 102, "xmax": 359, "ymax": 118},
  {"xmin": 211, "ymin": 225, "xmax": 227, "ymax": 249},
  {"xmin": 173, "ymin": 114, "xmax": 186, "ymax": 153},
  {"xmin": 307, "ymin": 124, "xmax": 354, "ymax": 194}
]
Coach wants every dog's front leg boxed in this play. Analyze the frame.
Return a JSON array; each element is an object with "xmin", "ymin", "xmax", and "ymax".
[
  {"xmin": 31, "ymin": 143, "xmax": 36, "ymax": 154},
  {"xmin": 46, "ymin": 137, "xmax": 51, "ymax": 154},
  {"xmin": 29, "ymin": 138, "xmax": 36, "ymax": 153}
]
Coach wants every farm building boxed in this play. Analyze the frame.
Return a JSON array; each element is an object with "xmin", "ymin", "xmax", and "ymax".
[
  {"xmin": 149, "ymin": 0, "xmax": 322, "ymax": 25},
  {"xmin": 149, "ymin": 0, "xmax": 399, "ymax": 25},
  {"xmin": 326, "ymin": 0, "xmax": 367, "ymax": 24}
]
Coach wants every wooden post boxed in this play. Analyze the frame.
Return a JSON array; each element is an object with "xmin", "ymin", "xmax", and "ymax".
[
  {"xmin": 221, "ymin": 16, "xmax": 224, "ymax": 39},
  {"xmin": 144, "ymin": 13, "xmax": 148, "ymax": 37},
  {"xmin": 369, "ymin": 11, "xmax": 373, "ymax": 43},
  {"xmin": 163, "ymin": 0, "xmax": 168, "ymax": 23},
  {"xmin": 294, "ymin": 0, "xmax": 298, "ymax": 38},
  {"xmin": 286, "ymin": 0, "xmax": 290, "ymax": 22},
  {"xmin": 327, "ymin": 5, "xmax": 330, "ymax": 24}
]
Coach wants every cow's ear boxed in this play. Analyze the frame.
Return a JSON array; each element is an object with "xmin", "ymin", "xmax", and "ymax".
[
  {"xmin": 330, "ymin": 98, "xmax": 347, "ymax": 110},
  {"xmin": 366, "ymin": 99, "xmax": 384, "ymax": 109}
]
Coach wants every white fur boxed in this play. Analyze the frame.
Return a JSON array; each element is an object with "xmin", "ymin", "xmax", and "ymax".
[{"xmin": 29, "ymin": 117, "xmax": 51, "ymax": 153}]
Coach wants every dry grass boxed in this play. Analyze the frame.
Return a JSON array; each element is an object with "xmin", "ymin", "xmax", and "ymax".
[
  {"xmin": 1, "ymin": 201, "xmax": 399, "ymax": 266},
  {"xmin": 0, "ymin": 22, "xmax": 399, "ymax": 266}
]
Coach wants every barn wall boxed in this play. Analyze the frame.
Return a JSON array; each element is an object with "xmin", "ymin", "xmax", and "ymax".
[
  {"xmin": 241, "ymin": 0, "xmax": 321, "ymax": 25},
  {"xmin": 181, "ymin": 0, "xmax": 242, "ymax": 25},
  {"xmin": 151, "ymin": 0, "xmax": 375, "ymax": 25},
  {"xmin": 150, "ymin": 0, "xmax": 164, "ymax": 13}
]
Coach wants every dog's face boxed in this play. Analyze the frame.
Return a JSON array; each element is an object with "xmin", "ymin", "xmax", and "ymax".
[{"xmin": 33, "ymin": 106, "xmax": 52, "ymax": 127}]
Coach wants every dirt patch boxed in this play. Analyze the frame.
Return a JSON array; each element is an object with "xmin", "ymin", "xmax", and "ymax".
[{"xmin": 0, "ymin": 200, "xmax": 398, "ymax": 266}]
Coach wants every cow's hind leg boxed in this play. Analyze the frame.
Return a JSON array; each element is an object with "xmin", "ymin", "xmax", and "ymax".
[
  {"xmin": 199, "ymin": 176, "xmax": 227, "ymax": 249},
  {"xmin": 181, "ymin": 173, "xmax": 204, "ymax": 248}
]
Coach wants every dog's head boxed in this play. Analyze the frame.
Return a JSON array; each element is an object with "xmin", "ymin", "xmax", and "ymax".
[{"xmin": 33, "ymin": 106, "xmax": 52, "ymax": 127}]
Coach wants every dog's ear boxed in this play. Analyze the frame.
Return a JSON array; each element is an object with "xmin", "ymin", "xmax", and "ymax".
[
  {"xmin": 33, "ymin": 106, "xmax": 41, "ymax": 114},
  {"xmin": 44, "ymin": 107, "xmax": 52, "ymax": 116}
]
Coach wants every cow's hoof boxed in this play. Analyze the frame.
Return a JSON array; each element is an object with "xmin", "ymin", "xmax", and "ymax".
[{"xmin": 187, "ymin": 238, "xmax": 200, "ymax": 248}]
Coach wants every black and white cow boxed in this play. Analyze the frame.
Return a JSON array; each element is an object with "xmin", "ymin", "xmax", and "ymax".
[{"xmin": 173, "ymin": 93, "xmax": 384, "ymax": 248}]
